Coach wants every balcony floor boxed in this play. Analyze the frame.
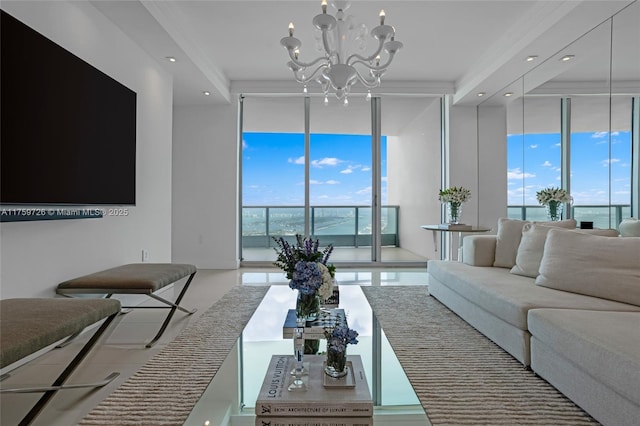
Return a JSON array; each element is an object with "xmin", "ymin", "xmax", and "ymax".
[{"xmin": 242, "ymin": 246, "xmax": 428, "ymax": 266}]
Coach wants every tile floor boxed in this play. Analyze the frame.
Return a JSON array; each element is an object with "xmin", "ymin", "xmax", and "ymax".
[{"xmin": 0, "ymin": 267, "xmax": 428, "ymax": 426}]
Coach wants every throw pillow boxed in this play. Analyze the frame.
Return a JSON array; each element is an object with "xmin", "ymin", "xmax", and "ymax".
[
  {"xmin": 493, "ymin": 217, "xmax": 576, "ymax": 268},
  {"xmin": 619, "ymin": 218, "xmax": 640, "ymax": 237},
  {"xmin": 510, "ymin": 224, "xmax": 553, "ymax": 278},
  {"xmin": 511, "ymin": 225, "xmax": 620, "ymax": 278},
  {"xmin": 536, "ymin": 230, "xmax": 640, "ymax": 306}
]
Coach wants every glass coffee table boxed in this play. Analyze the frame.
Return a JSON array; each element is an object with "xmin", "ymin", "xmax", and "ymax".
[{"xmin": 185, "ymin": 285, "xmax": 430, "ymax": 425}]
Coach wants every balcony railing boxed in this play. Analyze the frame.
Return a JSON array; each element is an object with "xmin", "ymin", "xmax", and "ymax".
[
  {"xmin": 242, "ymin": 205, "xmax": 399, "ymax": 248},
  {"xmin": 508, "ymin": 204, "xmax": 631, "ymax": 229}
]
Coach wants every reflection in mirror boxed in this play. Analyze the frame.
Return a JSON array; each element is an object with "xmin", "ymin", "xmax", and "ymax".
[{"xmin": 482, "ymin": 1, "xmax": 639, "ymax": 227}]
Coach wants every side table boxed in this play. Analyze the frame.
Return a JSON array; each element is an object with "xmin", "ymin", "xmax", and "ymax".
[{"xmin": 421, "ymin": 225, "xmax": 490, "ymax": 261}]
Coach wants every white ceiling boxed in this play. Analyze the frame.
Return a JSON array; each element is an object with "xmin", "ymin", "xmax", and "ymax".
[{"xmin": 90, "ymin": 0, "xmax": 638, "ymax": 108}]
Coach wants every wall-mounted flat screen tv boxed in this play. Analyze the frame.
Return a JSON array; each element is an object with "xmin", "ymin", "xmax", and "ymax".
[{"xmin": 1, "ymin": 9, "xmax": 137, "ymax": 206}]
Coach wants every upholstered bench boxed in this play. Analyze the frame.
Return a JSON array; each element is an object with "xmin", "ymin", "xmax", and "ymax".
[
  {"xmin": 1, "ymin": 298, "xmax": 121, "ymax": 425},
  {"xmin": 56, "ymin": 263, "xmax": 197, "ymax": 347}
]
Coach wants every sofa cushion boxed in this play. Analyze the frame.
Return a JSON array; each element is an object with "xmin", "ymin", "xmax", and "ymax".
[
  {"xmin": 536, "ymin": 230, "xmax": 640, "ymax": 306},
  {"xmin": 528, "ymin": 309, "xmax": 640, "ymax": 404},
  {"xmin": 427, "ymin": 260, "xmax": 640, "ymax": 330},
  {"xmin": 493, "ymin": 217, "xmax": 576, "ymax": 269},
  {"xmin": 511, "ymin": 225, "xmax": 620, "ymax": 278}
]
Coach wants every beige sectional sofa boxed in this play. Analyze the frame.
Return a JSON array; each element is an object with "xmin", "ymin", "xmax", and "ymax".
[{"xmin": 427, "ymin": 218, "xmax": 640, "ymax": 426}]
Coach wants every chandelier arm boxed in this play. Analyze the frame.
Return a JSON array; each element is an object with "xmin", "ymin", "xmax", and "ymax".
[
  {"xmin": 350, "ymin": 52, "xmax": 396, "ymax": 72},
  {"xmin": 292, "ymin": 64, "xmax": 329, "ymax": 84},
  {"xmin": 353, "ymin": 68, "xmax": 381, "ymax": 89},
  {"xmin": 321, "ymin": 29, "xmax": 336, "ymax": 61},
  {"xmin": 287, "ymin": 49, "xmax": 329, "ymax": 69},
  {"xmin": 346, "ymin": 38, "xmax": 385, "ymax": 65}
]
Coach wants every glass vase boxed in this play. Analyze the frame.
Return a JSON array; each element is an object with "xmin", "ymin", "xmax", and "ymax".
[
  {"xmin": 324, "ymin": 346, "xmax": 348, "ymax": 378},
  {"xmin": 448, "ymin": 202, "xmax": 463, "ymax": 224},
  {"xmin": 545, "ymin": 201, "xmax": 564, "ymax": 221},
  {"xmin": 296, "ymin": 291, "xmax": 320, "ymax": 322}
]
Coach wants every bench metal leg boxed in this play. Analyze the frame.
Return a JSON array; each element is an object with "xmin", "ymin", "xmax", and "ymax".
[
  {"xmin": 1, "ymin": 372, "xmax": 119, "ymax": 393},
  {"xmin": 145, "ymin": 272, "xmax": 197, "ymax": 348},
  {"xmin": 13, "ymin": 312, "xmax": 119, "ymax": 426}
]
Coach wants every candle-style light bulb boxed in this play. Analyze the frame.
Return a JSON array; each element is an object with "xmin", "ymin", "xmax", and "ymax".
[
  {"xmin": 294, "ymin": 49, "xmax": 300, "ymax": 60},
  {"xmin": 321, "ymin": 0, "xmax": 328, "ymax": 14},
  {"xmin": 379, "ymin": 10, "xmax": 386, "ymax": 25},
  {"xmin": 288, "ymin": 22, "xmax": 295, "ymax": 36},
  {"xmin": 375, "ymin": 55, "xmax": 381, "ymax": 67},
  {"xmin": 324, "ymin": 95, "xmax": 329, "ymax": 106}
]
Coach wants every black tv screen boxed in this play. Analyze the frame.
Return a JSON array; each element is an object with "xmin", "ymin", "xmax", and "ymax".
[{"xmin": 1, "ymin": 10, "xmax": 136, "ymax": 206}]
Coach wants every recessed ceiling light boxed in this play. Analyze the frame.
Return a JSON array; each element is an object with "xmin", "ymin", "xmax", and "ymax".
[
  {"xmin": 504, "ymin": 92, "xmax": 513, "ymax": 97},
  {"xmin": 203, "ymin": 91, "xmax": 211, "ymax": 96},
  {"xmin": 166, "ymin": 56, "xmax": 177, "ymax": 63},
  {"xmin": 477, "ymin": 92, "xmax": 485, "ymax": 97},
  {"xmin": 561, "ymin": 55, "xmax": 575, "ymax": 62},
  {"xmin": 526, "ymin": 55, "xmax": 538, "ymax": 62}
]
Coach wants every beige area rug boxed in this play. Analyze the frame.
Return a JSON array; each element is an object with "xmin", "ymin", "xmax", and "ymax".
[
  {"xmin": 79, "ymin": 285, "xmax": 269, "ymax": 426},
  {"xmin": 361, "ymin": 286, "xmax": 599, "ymax": 426}
]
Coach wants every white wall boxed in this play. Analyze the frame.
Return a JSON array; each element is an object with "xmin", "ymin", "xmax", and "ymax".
[
  {"xmin": 387, "ymin": 99, "xmax": 441, "ymax": 260},
  {"xmin": 0, "ymin": 1, "xmax": 174, "ymax": 298},
  {"xmin": 172, "ymin": 104, "xmax": 239, "ymax": 269}
]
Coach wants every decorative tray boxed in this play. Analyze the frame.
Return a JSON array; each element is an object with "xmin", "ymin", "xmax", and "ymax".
[{"xmin": 322, "ymin": 361, "xmax": 356, "ymax": 388}]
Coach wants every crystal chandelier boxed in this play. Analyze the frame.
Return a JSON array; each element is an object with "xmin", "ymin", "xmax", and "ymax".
[{"xmin": 280, "ymin": 0, "xmax": 402, "ymax": 105}]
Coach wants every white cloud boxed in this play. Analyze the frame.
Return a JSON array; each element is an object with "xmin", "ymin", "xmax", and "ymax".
[
  {"xmin": 242, "ymin": 139, "xmax": 248, "ymax": 150},
  {"xmin": 601, "ymin": 158, "xmax": 621, "ymax": 166},
  {"xmin": 542, "ymin": 161, "xmax": 552, "ymax": 167},
  {"xmin": 325, "ymin": 180, "xmax": 340, "ymax": 185},
  {"xmin": 507, "ymin": 168, "xmax": 535, "ymax": 180},
  {"xmin": 356, "ymin": 186, "xmax": 372, "ymax": 195},
  {"xmin": 309, "ymin": 180, "xmax": 323, "ymax": 185},
  {"xmin": 529, "ymin": 144, "xmax": 538, "ymax": 149},
  {"xmin": 381, "ymin": 176, "xmax": 388, "ymax": 182},
  {"xmin": 340, "ymin": 168, "xmax": 353, "ymax": 174},
  {"xmin": 311, "ymin": 157, "xmax": 341, "ymax": 168},
  {"xmin": 361, "ymin": 167, "xmax": 371, "ymax": 172},
  {"xmin": 288, "ymin": 156, "xmax": 305, "ymax": 165},
  {"xmin": 592, "ymin": 131, "xmax": 619, "ymax": 139}
]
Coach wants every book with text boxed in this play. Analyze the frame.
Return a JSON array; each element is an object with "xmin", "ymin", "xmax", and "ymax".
[
  {"xmin": 282, "ymin": 309, "xmax": 347, "ymax": 339},
  {"xmin": 255, "ymin": 416, "xmax": 373, "ymax": 426},
  {"xmin": 255, "ymin": 354, "xmax": 373, "ymax": 418}
]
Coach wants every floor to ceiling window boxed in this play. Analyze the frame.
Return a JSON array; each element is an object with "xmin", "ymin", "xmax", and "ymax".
[
  {"xmin": 570, "ymin": 97, "xmax": 632, "ymax": 228},
  {"xmin": 507, "ymin": 97, "xmax": 562, "ymax": 221},
  {"xmin": 240, "ymin": 95, "xmax": 441, "ymax": 264},
  {"xmin": 308, "ymin": 96, "xmax": 375, "ymax": 262}
]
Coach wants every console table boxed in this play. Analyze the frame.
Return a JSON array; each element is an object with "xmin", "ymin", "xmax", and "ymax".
[{"xmin": 421, "ymin": 224, "xmax": 490, "ymax": 261}]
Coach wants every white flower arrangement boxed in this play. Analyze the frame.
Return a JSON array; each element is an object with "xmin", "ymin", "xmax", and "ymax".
[
  {"xmin": 317, "ymin": 263, "xmax": 334, "ymax": 300},
  {"xmin": 536, "ymin": 187, "xmax": 572, "ymax": 205},
  {"xmin": 438, "ymin": 187, "xmax": 471, "ymax": 204}
]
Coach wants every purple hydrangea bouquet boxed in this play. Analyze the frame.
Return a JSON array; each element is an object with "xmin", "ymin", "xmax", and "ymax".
[
  {"xmin": 273, "ymin": 235, "xmax": 335, "ymax": 321},
  {"xmin": 324, "ymin": 319, "xmax": 359, "ymax": 378}
]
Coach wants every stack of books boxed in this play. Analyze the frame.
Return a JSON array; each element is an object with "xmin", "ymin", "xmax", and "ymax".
[
  {"xmin": 282, "ymin": 309, "xmax": 347, "ymax": 339},
  {"xmin": 438, "ymin": 223, "xmax": 473, "ymax": 230},
  {"xmin": 255, "ymin": 354, "xmax": 373, "ymax": 426}
]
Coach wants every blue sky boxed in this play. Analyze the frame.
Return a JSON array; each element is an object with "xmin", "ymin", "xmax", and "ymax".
[
  {"xmin": 242, "ymin": 132, "xmax": 386, "ymax": 206},
  {"xmin": 243, "ymin": 131, "xmax": 631, "ymax": 207},
  {"xmin": 507, "ymin": 131, "xmax": 631, "ymax": 206}
]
